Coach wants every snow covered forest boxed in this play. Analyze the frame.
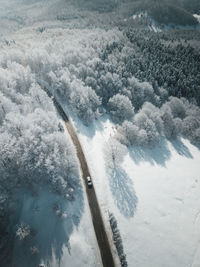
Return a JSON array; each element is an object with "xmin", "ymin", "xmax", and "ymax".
[
  {"xmin": 0, "ymin": 48, "xmax": 83, "ymax": 264},
  {"xmin": 2, "ymin": 28, "xmax": 198, "ymax": 148},
  {"xmin": 0, "ymin": 0, "xmax": 200, "ymax": 266},
  {"xmin": 1, "ymin": 27, "xmax": 199, "ymax": 149}
]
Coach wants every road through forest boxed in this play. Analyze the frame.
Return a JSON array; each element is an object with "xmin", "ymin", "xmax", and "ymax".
[{"xmin": 53, "ymin": 98, "xmax": 115, "ymax": 267}]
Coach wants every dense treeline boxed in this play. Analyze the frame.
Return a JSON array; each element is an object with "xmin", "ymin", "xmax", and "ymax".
[
  {"xmin": 104, "ymin": 30, "xmax": 200, "ymax": 105},
  {"xmin": 0, "ymin": 62, "xmax": 80, "ymax": 199},
  {"xmin": 128, "ymin": 32, "xmax": 200, "ymax": 102},
  {"xmin": 0, "ymin": 57, "xmax": 82, "ymax": 262},
  {"xmin": 9, "ymin": 28, "xmax": 197, "ymax": 148},
  {"xmin": 96, "ymin": 32, "xmax": 200, "ymax": 146},
  {"xmin": 50, "ymin": 29, "xmax": 200, "ymax": 147}
]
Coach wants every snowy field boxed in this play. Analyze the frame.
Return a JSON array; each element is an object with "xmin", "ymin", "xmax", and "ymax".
[{"xmin": 69, "ymin": 113, "xmax": 200, "ymax": 267}]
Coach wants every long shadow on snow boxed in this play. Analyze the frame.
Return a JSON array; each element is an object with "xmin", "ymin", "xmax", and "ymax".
[
  {"xmin": 70, "ymin": 112, "xmax": 108, "ymax": 140},
  {"xmin": 108, "ymin": 166, "xmax": 138, "ymax": 218},
  {"xmin": 59, "ymin": 98, "xmax": 110, "ymax": 140},
  {"xmin": 170, "ymin": 138, "xmax": 193, "ymax": 158},
  {"xmin": 129, "ymin": 137, "xmax": 193, "ymax": 167},
  {"xmin": 11, "ymin": 186, "xmax": 83, "ymax": 267}
]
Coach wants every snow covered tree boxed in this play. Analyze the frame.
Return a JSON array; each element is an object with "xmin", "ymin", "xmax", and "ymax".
[
  {"xmin": 134, "ymin": 112, "xmax": 160, "ymax": 147},
  {"xmin": 141, "ymin": 102, "xmax": 163, "ymax": 133},
  {"xmin": 128, "ymin": 77, "xmax": 157, "ymax": 110},
  {"xmin": 161, "ymin": 103, "xmax": 182, "ymax": 139},
  {"xmin": 104, "ymin": 138, "xmax": 127, "ymax": 167},
  {"xmin": 168, "ymin": 97, "xmax": 186, "ymax": 119},
  {"xmin": 70, "ymin": 80, "xmax": 101, "ymax": 125},
  {"xmin": 108, "ymin": 94, "xmax": 134, "ymax": 123}
]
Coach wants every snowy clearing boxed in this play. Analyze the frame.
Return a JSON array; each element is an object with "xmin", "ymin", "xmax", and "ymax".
[{"xmin": 69, "ymin": 113, "xmax": 200, "ymax": 267}]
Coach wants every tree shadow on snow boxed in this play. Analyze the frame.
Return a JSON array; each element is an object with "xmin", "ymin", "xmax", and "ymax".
[
  {"xmin": 108, "ymin": 166, "xmax": 138, "ymax": 218},
  {"xmin": 129, "ymin": 137, "xmax": 171, "ymax": 167},
  {"xmin": 129, "ymin": 137, "xmax": 193, "ymax": 167},
  {"xmin": 72, "ymin": 113, "xmax": 109, "ymax": 140},
  {"xmin": 11, "ymin": 187, "xmax": 83, "ymax": 267},
  {"xmin": 170, "ymin": 138, "xmax": 193, "ymax": 158},
  {"xmin": 62, "ymin": 100, "xmax": 111, "ymax": 140}
]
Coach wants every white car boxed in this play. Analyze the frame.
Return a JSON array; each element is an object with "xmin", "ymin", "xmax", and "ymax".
[
  {"xmin": 87, "ymin": 176, "xmax": 93, "ymax": 188},
  {"xmin": 39, "ymin": 264, "xmax": 45, "ymax": 267}
]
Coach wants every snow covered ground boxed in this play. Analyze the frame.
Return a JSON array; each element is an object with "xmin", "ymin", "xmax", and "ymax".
[
  {"xmin": 68, "ymin": 113, "xmax": 200, "ymax": 267},
  {"xmin": 122, "ymin": 140, "xmax": 200, "ymax": 267}
]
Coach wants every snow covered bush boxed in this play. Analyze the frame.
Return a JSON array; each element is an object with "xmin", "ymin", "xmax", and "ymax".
[
  {"xmin": 109, "ymin": 213, "xmax": 128, "ymax": 267},
  {"xmin": 16, "ymin": 224, "xmax": 31, "ymax": 241}
]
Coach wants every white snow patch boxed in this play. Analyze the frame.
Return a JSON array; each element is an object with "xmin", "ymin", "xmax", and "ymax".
[
  {"xmin": 122, "ymin": 139, "xmax": 200, "ymax": 267},
  {"xmin": 132, "ymin": 13, "xmax": 147, "ymax": 20},
  {"xmin": 194, "ymin": 14, "xmax": 200, "ymax": 23},
  {"xmin": 67, "ymin": 113, "xmax": 200, "ymax": 267},
  {"xmin": 132, "ymin": 12, "xmax": 162, "ymax": 32},
  {"xmin": 149, "ymin": 24, "xmax": 162, "ymax": 32}
]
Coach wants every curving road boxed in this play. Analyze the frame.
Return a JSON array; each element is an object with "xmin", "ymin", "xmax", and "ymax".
[{"xmin": 53, "ymin": 98, "xmax": 115, "ymax": 267}]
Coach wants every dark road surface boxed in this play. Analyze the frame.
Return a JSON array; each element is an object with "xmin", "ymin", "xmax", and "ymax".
[{"xmin": 53, "ymin": 99, "xmax": 115, "ymax": 267}]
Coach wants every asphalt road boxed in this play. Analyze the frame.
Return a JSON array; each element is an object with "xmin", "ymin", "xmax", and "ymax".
[{"xmin": 53, "ymin": 99, "xmax": 115, "ymax": 267}]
